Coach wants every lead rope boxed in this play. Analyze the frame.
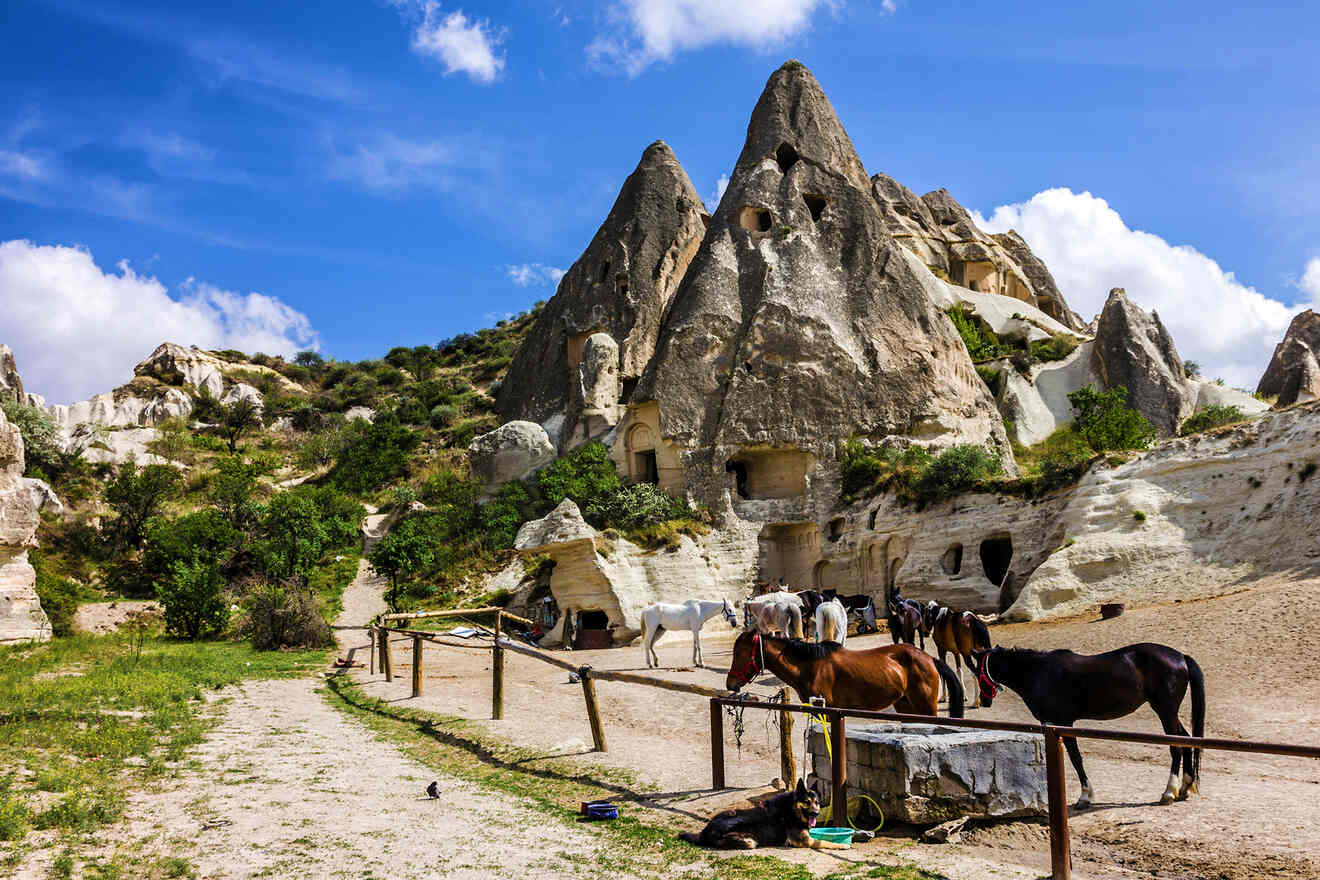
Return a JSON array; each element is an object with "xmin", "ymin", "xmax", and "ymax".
[{"xmin": 800, "ymin": 697, "xmax": 885, "ymax": 833}]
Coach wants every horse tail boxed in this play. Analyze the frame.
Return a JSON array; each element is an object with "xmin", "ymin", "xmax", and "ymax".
[
  {"xmin": 933, "ymin": 657, "xmax": 965, "ymax": 718},
  {"xmin": 969, "ymin": 615, "xmax": 992, "ymax": 652},
  {"xmin": 1186, "ymin": 652, "xmax": 1205, "ymax": 780}
]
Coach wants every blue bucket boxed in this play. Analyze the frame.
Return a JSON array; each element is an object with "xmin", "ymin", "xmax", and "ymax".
[{"xmin": 583, "ymin": 801, "xmax": 618, "ymax": 821}]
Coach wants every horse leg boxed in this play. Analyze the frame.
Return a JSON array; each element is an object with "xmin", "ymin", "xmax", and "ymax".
[
  {"xmin": 692, "ymin": 623, "xmax": 702, "ymax": 668},
  {"xmin": 962, "ymin": 653, "xmax": 980, "ymax": 709},
  {"xmin": 1063, "ymin": 735, "xmax": 1095, "ymax": 808},
  {"xmin": 1155, "ymin": 705, "xmax": 1195, "ymax": 803},
  {"xmin": 936, "ymin": 648, "xmax": 948, "ymax": 703}
]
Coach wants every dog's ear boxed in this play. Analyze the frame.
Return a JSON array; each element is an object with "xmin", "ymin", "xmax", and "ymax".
[{"xmin": 795, "ymin": 778, "xmax": 808, "ymax": 799}]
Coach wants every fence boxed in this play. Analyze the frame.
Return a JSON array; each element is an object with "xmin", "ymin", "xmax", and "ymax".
[{"xmin": 709, "ymin": 696, "xmax": 1320, "ymax": 880}]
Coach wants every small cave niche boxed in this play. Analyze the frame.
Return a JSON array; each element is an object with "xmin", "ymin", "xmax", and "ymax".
[
  {"xmin": 739, "ymin": 206, "xmax": 773, "ymax": 233},
  {"xmin": 578, "ymin": 609, "xmax": 610, "ymax": 629},
  {"xmin": 726, "ymin": 449, "xmax": 812, "ymax": 500},
  {"xmin": 725, "ymin": 459, "xmax": 751, "ymax": 499},
  {"xmin": 804, "ymin": 194, "xmax": 827, "ymax": 222},
  {"xmin": 634, "ymin": 450, "xmax": 659, "ymax": 485},
  {"xmin": 616, "ymin": 275, "xmax": 629, "ymax": 298},
  {"xmin": 867, "ymin": 509, "xmax": 878, "ymax": 530},
  {"xmin": 940, "ymin": 543, "xmax": 964, "ymax": 575},
  {"xmin": 775, "ymin": 142, "xmax": 800, "ymax": 174},
  {"xmin": 968, "ymin": 279, "xmax": 980, "ymax": 292},
  {"xmin": 979, "ymin": 535, "xmax": 1013, "ymax": 587},
  {"xmin": 599, "ymin": 261, "xmax": 611, "ymax": 283},
  {"xmin": 827, "ymin": 517, "xmax": 845, "ymax": 542}
]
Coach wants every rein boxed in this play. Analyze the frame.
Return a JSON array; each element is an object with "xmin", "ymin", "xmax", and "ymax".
[
  {"xmin": 730, "ymin": 632, "xmax": 767, "ymax": 687},
  {"xmin": 977, "ymin": 650, "xmax": 1001, "ymax": 699}
]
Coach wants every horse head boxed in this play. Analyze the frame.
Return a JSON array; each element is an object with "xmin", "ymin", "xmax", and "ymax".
[
  {"xmin": 970, "ymin": 648, "xmax": 1000, "ymax": 707},
  {"xmin": 722, "ymin": 598, "xmax": 738, "ymax": 627},
  {"xmin": 726, "ymin": 630, "xmax": 763, "ymax": 692}
]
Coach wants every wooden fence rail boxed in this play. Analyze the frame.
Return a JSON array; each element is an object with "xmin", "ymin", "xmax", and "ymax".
[{"xmin": 709, "ymin": 696, "xmax": 1320, "ymax": 880}]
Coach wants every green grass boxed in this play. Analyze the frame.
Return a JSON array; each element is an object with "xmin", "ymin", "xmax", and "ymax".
[
  {"xmin": 323, "ymin": 675, "xmax": 945, "ymax": 880},
  {"xmin": 306, "ymin": 552, "xmax": 360, "ymax": 622},
  {"xmin": 0, "ymin": 634, "xmax": 327, "ymax": 848}
]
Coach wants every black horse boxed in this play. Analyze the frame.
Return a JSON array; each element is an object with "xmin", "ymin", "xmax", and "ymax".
[
  {"xmin": 822, "ymin": 590, "xmax": 879, "ymax": 634},
  {"xmin": 886, "ymin": 598, "xmax": 925, "ymax": 649},
  {"xmin": 971, "ymin": 644, "xmax": 1205, "ymax": 807}
]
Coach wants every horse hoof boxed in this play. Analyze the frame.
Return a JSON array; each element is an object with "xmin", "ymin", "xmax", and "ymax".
[
  {"xmin": 1159, "ymin": 793, "xmax": 1175, "ymax": 806},
  {"xmin": 1073, "ymin": 800, "xmax": 1090, "ymax": 811}
]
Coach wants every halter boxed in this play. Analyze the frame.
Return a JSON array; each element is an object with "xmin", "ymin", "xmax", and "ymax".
[
  {"xmin": 977, "ymin": 650, "xmax": 1001, "ymax": 700},
  {"xmin": 729, "ymin": 632, "xmax": 766, "ymax": 687}
]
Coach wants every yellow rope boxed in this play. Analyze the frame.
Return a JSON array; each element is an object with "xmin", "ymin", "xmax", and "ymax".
[{"xmin": 807, "ymin": 712, "xmax": 884, "ymax": 833}]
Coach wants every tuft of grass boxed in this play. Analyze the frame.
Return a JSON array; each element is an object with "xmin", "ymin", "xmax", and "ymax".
[
  {"xmin": 1179, "ymin": 404, "xmax": 1246, "ymax": 436},
  {"xmin": 1132, "ymin": 510, "xmax": 1147, "ymax": 522}
]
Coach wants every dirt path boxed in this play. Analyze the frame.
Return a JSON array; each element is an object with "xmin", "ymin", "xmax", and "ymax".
[{"xmin": 351, "ymin": 571, "xmax": 1320, "ymax": 880}]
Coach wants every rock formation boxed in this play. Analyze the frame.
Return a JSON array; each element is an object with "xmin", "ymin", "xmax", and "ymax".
[
  {"xmin": 468, "ymin": 421, "xmax": 556, "ymax": 490},
  {"xmin": 495, "ymin": 141, "xmax": 709, "ymax": 447},
  {"xmin": 1257, "ymin": 309, "xmax": 1320, "ymax": 406},
  {"xmin": 1091, "ymin": 288, "xmax": 1197, "ymax": 436},
  {"xmin": 0, "ymin": 344, "xmax": 24, "ymax": 404},
  {"xmin": 871, "ymin": 176, "xmax": 1084, "ymax": 331},
  {"xmin": 0, "ymin": 405, "xmax": 50, "ymax": 643},
  {"xmin": 626, "ymin": 62, "xmax": 1012, "ymax": 514}
]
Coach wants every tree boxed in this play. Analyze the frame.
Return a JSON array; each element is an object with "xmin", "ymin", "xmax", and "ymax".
[
  {"xmin": 147, "ymin": 416, "xmax": 192, "ymax": 464},
  {"xmin": 259, "ymin": 491, "xmax": 328, "ymax": 583},
  {"xmin": 157, "ymin": 557, "xmax": 229, "ymax": 640},
  {"xmin": 210, "ymin": 455, "xmax": 263, "ymax": 529},
  {"xmin": 328, "ymin": 418, "xmax": 421, "ymax": 494},
  {"xmin": 104, "ymin": 461, "xmax": 181, "ymax": 550},
  {"xmin": 218, "ymin": 396, "xmax": 261, "ymax": 453},
  {"xmin": 0, "ymin": 399, "xmax": 61, "ymax": 477},
  {"xmin": 1067, "ymin": 386, "xmax": 1157, "ymax": 452},
  {"xmin": 368, "ymin": 529, "xmax": 434, "ymax": 612},
  {"xmin": 294, "ymin": 350, "xmax": 325, "ymax": 369},
  {"xmin": 1183, "ymin": 359, "xmax": 1202, "ymax": 379}
]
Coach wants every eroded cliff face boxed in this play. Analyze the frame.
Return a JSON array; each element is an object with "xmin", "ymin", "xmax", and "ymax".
[
  {"xmin": 0, "ymin": 405, "xmax": 50, "ymax": 643},
  {"xmin": 495, "ymin": 141, "xmax": 709, "ymax": 448},
  {"xmin": 624, "ymin": 62, "xmax": 1011, "ymax": 518}
]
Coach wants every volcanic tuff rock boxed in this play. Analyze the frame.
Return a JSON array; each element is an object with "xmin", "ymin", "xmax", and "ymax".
[
  {"xmin": 631, "ymin": 62, "xmax": 1012, "ymax": 512},
  {"xmin": 0, "ymin": 344, "xmax": 23, "ymax": 404},
  {"xmin": 495, "ymin": 141, "xmax": 709, "ymax": 445},
  {"xmin": 1091, "ymin": 288, "xmax": 1197, "ymax": 436},
  {"xmin": 0, "ymin": 405, "xmax": 50, "ymax": 642},
  {"xmin": 871, "ymin": 175, "xmax": 1084, "ymax": 331},
  {"xmin": 468, "ymin": 421, "xmax": 556, "ymax": 490},
  {"xmin": 1257, "ymin": 309, "xmax": 1320, "ymax": 407}
]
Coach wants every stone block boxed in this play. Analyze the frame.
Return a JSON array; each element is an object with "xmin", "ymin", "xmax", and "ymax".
[{"xmin": 807, "ymin": 722, "xmax": 1047, "ymax": 824}]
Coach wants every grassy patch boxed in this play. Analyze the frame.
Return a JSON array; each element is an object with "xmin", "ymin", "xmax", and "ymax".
[
  {"xmin": 306, "ymin": 552, "xmax": 360, "ymax": 623},
  {"xmin": 0, "ymin": 634, "xmax": 327, "ymax": 847},
  {"xmin": 323, "ymin": 675, "xmax": 944, "ymax": 880}
]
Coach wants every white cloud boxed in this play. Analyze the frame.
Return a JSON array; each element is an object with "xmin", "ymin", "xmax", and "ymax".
[
  {"xmin": 506, "ymin": 263, "xmax": 565, "ymax": 286},
  {"xmin": 0, "ymin": 150, "xmax": 45, "ymax": 180},
  {"xmin": 705, "ymin": 173, "xmax": 729, "ymax": 213},
  {"xmin": 392, "ymin": 3, "xmax": 505, "ymax": 83},
  {"xmin": 973, "ymin": 188, "xmax": 1312, "ymax": 390},
  {"xmin": 0, "ymin": 240, "xmax": 318, "ymax": 405},
  {"xmin": 326, "ymin": 134, "xmax": 458, "ymax": 192},
  {"xmin": 1300, "ymin": 257, "xmax": 1320, "ymax": 301},
  {"xmin": 589, "ymin": 0, "xmax": 827, "ymax": 75}
]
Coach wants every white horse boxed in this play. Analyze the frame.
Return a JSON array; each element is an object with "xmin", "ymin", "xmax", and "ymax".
[
  {"xmin": 814, "ymin": 597, "xmax": 848, "ymax": 645},
  {"xmin": 639, "ymin": 599, "xmax": 738, "ymax": 668},
  {"xmin": 745, "ymin": 593, "xmax": 805, "ymax": 640}
]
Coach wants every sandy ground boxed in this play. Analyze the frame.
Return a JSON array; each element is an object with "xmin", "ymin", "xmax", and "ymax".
[
  {"xmin": 72, "ymin": 600, "xmax": 159, "ymax": 635},
  {"xmin": 349, "ymin": 569, "xmax": 1320, "ymax": 880}
]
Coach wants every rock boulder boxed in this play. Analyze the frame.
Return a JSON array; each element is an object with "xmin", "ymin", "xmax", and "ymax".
[
  {"xmin": 0, "ymin": 344, "xmax": 24, "ymax": 404},
  {"xmin": 1091, "ymin": 288, "xmax": 1197, "ymax": 436},
  {"xmin": 468, "ymin": 421, "xmax": 556, "ymax": 489}
]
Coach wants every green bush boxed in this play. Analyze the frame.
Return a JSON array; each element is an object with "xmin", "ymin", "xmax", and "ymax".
[
  {"xmin": 1067, "ymin": 386, "xmax": 1156, "ymax": 451},
  {"xmin": 946, "ymin": 306, "xmax": 1016, "ymax": 361},
  {"xmin": 1029, "ymin": 334, "xmax": 1079, "ymax": 362},
  {"xmin": 585, "ymin": 482, "xmax": 694, "ymax": 531},
  {"xmin": 328, "ymin": 418, "xmax": 421, "ymax": 495},
  {"xmin": 157, "ymin": 558, "xmax": 230, "ymax": 640},
  {"xmin": 534, "ymin": 441, "xmax": 621, "ymax": 510},
  {"xmin": 0, "ymin": 399, "xmax": 62, "ymax": 477},
  {"xmin": 1179, "ymin": 404, "xmax": 1245, "ymax": 435},
  {"xmin": 31, "ymin": 553, "xmax": 82, "ymax": 637},
  {"xmin": 104, "ymin": 462, "xmax": 181, "ymax": 550},
  {"xmin": 1035, "ymin": 432, "xmax": 1097, "ymax": 492},
  {"xmin": 914, "ymin": 445, "xmax": 1002, "ymax": 502},
  {"xmin": 839, "ymin": 439, "xmax": 933, "ymax": 500},
  {"xmin": 241, "ymin": 584, "xmax": 332, "ymax": 650},
  {"xmin": 141, "ymin": 510, "xmax": 240, "ymax": 594},
  {"xmin": 478, "ymin": 481, "xmax": 536, "ymax": 550},
  {"xmin": 429, "ymin": 404, "xmax": 460, "ymax": 429},
  {"xmin": 974, "ymin": 365, "xmax": 1004, "ymax": 396}
]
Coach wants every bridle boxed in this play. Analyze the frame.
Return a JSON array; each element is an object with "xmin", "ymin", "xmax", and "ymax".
[
  {"xmin": 729, "ymin": 632, "xmax": 767, "ymax": 688},
  {"xmin": 977, "ymin": 650, "xmax": 1001, "ymax": 700}
]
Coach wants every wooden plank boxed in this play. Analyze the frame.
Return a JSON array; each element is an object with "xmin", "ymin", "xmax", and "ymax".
[
  {"xmin": 581, "ymin": 674, "xmax": 607, "ymax": 752},
  {"xmin": 779, "ymin": 687, "xmax": 796, "ymax": 785},
  {"xmin": 830, "ymin": 715, "xmax": 847, "ymax": 825},
  {"xmin": 710, "ymin": 699, "xmax": 726, "ymax": 789},
  {"xmin": 496, "ymin": 637, "xmax": 582, "ymax": 673},
  {"xmin": 588, "ymin": 668, "xmax": 727, "ymax": 698},
  {"xmin": 411, "ymin": 635, "xmax": 423, "ymax": 698},
  {"xmin": 368, "ymin": 627, "xmax": 376, "ymax": 675},
  {"xmin": 1045, "ymin": 727, "xmax": 1072, "ymax": 880}
]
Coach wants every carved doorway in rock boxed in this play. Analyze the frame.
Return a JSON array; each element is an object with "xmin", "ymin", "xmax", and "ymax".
[
  {"xmin": 979, "ymin": 534, "xmax": 1013, "ymax": 587},
  {"xmin": 626, "ymin": 424, "xmax": 658, "ymax": 484}
]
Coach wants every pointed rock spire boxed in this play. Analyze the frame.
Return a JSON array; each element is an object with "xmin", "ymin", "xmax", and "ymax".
[
  {"xmin": 630, "ymin": 62, "xmax": 1012, "ymax": 510},
  {"xmin": 496, "ymin": 141, "xmax": 708, "ymax": 442}
]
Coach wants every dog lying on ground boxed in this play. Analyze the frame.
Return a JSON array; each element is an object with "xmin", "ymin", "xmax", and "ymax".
[{"xmin": 678, "ymin": 780, "xmax": 848, "ymax": 850}]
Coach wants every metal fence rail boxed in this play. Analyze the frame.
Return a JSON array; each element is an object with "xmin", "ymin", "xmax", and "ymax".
[{"xmin": 709, "ymin": 696, "xmax": 1320, "ymax": 880}]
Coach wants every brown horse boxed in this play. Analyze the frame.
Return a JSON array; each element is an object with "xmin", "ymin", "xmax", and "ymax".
[
  {"xmin": 725, "ymin": 630, "xmax": 964, "ymax": 717},
  {"xmin": 928, "ymin": 604, "xmax": 993, "ymax": 708}
]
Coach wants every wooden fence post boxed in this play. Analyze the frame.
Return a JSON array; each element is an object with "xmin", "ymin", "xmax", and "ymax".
[
  {"xmin": 710, "ymin": 700, "xmax": 726, "ymax": 790},
  {"xmin": 381, "ymin": 628, "xmax": 393, "ymax": 682},
  {"xmin": 1044, "ymin": 726, "xmax": 1072, "ymax": 880},
  {"xmin": 779, "ymin": 688, "xmax": 796, "ymax": 785},
  {"xmin": 580, "ymin": 668, "xmax": 607, "ymax": 752},
  {"xmin": 368, "ymin": 627, "xmax": 376, "ymax": 675},
  {"xmin": 830, "ymin": 714, "xmax": 847, "ymax": 825},
  {"xmin": 411, "ymin": 635, "xmax": 423, "ymax": 698},
  {"xmin": 492, "ymin": 616, "xmax": 505, "ymax": 720}
]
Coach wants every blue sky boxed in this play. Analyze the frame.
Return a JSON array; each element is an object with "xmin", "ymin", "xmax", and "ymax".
[{"xmin": 1, "ymin": 0, "xmax": 1317, "ymax": 402}]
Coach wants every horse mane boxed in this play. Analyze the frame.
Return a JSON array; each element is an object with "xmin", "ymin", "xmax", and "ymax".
[{"xmin": 767, "ymin": 635, "xmax": 843, "ymax": 662}]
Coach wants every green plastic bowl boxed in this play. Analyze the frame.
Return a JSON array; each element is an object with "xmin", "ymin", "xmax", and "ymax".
[{"xmin": 808, "ymin": 826, "xmax": 854, "ymax": 845}]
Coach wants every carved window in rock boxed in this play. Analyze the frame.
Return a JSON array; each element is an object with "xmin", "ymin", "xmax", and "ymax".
[
  {"xmin": 941, "ymin": 543, "xmax": 963, "ymax": 575},
  {"xmin": 726, "ymin": 449, "xmax": 811, "ymax": 500},
  {"xmin": 626, "ymin": 423, "xmax": 658, "ymax": 484},
  {"xmin": 739, "ymin": 206, "xmax": 773, "ymax": 233}
]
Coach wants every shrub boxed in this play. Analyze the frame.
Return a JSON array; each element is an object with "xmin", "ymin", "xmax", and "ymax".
[
  {"xmin": 1179, "ymin": 404, "xmax": 1245, "ymax": 435},
  {"xmin": 839, "ymin": 440, "xmax": 933, "ymax": 500},
  {"xmin": 429, "ymin": 404, "xmax": 460, "ymax": 429},
  {"xmin": 974, "ymin": 365, "xmax": 1004, "ymax": 396},
  {"xmin": 141, "ymin": 510, "xmax": 240, "ymax": 593},
  {"xmin": 1183, "ymin": 359, "xmax": 1201, "ymax": 379},
  {"xmin": 946, "ymin": 306, "xmax": 1014, "ymax": 361},
  {"xmin": 294, "ymin": 350, "xmax": 325, "ymax": 369},
  {"xmin": 368, "ymin": 527, "xmax": 436, "ymax": 611},
  {"xmin": 0, "ymin": 399, "xmax": 62, "ymax": 477},
  {"xmin": 1029, "ymin": 334, "xmax": 1079, "ymax": 362},
  {"xmin": 104, "ymin": 461, "xmax": 181, "ymax": 550},
  {"xmin": 242, "ymin": 584, "xmax": 332, "ymax": 650},
  {"xmin": 328, "ymin": 418, "xmax": 422, "ymax": 495},
  {"xmin": 1133, "ymin": 510, "xmax": 1147, "ymax": 522},
  {"xmin": 585, "ymin": 482, "xmax": 693, "ymax": 531},
  {"xmin": 914, "ymin": 445, "xmax": 1002, "ymax": 502},
  {"xmin": 32, "ymin": 554, "xmax": 81, "ymax": 637},
  {"xmin": 478, "ymin": 481, "xmax": 536, "ymax": 550},
  {"xmin": 534, "ymin": 441, "xmax": 621, "ymax": 509},
  {"xmin": 157, "ymin": 558, "xmax": 230, "ymax": 640},
  {"xmin": 1036, "ymin": 433, "xmax": 1097, "ymax": 492},
  {"xmin": 1067, "ymin": 386, "xmax": 1156, "ymax": 452}
]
